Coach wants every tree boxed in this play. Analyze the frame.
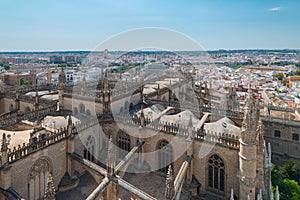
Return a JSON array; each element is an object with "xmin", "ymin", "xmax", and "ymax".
[
  {"xmin": 273, "ymin": 73, "xmax": 284, "ymax": 80},
  {"xmin": 57, "ymin": 64, "xmax": 67, "ymax": 68},
  {"xmin": 280, "ymin": 179, "xmax": 300, "ymax": 200},
  {"xmin": 279, "ymin": 160, "xmax": 300, "ymax": 181},
  {"xmin": 0, "ymin": 62, "xmax": 10, "ymax": 70},
  {"xmin": 295, "ymin": 69, "xmax": 300, "ymax": 76},
  {"xmin": 16, "ymin": 77, "xmax": 29, "ymax": 88},
  {"xmin": 272, "ymin": 161, "xmax": 300, "ymax": 200}
]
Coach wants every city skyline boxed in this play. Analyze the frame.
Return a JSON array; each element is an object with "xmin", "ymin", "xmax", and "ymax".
[{"xmin": 1, "ymin": 0, "xmax": 300, "ymax": 51}]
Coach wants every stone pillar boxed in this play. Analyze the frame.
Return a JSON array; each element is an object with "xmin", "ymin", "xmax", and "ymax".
[
  {"xmin": 105, "ymin": 182, "xmax": 118, "ymax": 200},
  {"xmin": 15, "ymin": 91, "xmax": 20, "ymax": 111},
  {"xmin": 66, "ymin": 115, "xmax": 75, "ymax": 177}
]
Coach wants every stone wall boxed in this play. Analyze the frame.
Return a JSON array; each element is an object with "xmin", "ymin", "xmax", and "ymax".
[
  {"xmin": 8, "ymin": 140, "xmax": 67, "ymax": 199},
  {"xmin": 263, "ymin": 120, "xmax": 300, "ymax": 165}
]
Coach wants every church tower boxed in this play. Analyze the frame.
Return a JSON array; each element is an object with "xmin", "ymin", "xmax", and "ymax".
[
  {"xmin": 239, "ymin": 88, "xmax": 260, "ymax": 200},
  {"xmin": 58, "ymin": 67, "xmax": 66, "ymax": 110}
]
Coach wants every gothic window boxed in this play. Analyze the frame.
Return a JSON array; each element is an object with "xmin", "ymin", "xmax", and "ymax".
[
  {"xmin": 208, "ymin": 154, "xmax": 225, "ymax": 192},
  {"xmin": 79, "ymin": 103, "xmax": 85, "ymax": 114},
  {"xmin": 10, "ymin": 104, "xmax": 14, "ymax": 111},
  {"xmin": 124, "ymin": 101, "xmax": 129, "ymax": 110},
  {"xmin": 157, "ymin": 139, "xmax": 173, "ymax": 174},
  {"xmin": 28, "ymin": 157, "xmax": 52, "ymax": 200},
  {"xmin": 292, "ymin": 133, "xmax": 299, "ymax": 141},
  {"xmin": 25, "ymin": 106, "xmax": 31, "ymax": 113},
  {"xmin": 86, "ymin": 109, "xmax": 91, "ymax": 116},
  {"xmin": 84, "ymin": 135, "xmax": 95, "ymax": 162},
  {"xmin": 274, "ymin": 130, "xmax": 281, "ymax": 138},
  {"xmin": 118, "ymin": 131, "xmax": 131, "ymax": 159},
  {"xmin": 73, "ymin": 107, "xmax": 78, "ymax": 115},
  {"xmin": 129, "ymin": 103, "xmax": 133, "ymax": 111}
]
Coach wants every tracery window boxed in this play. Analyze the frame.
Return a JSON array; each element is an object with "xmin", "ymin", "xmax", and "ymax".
[
  {"xmin": 28, "ymin": 157, "xmax": 52, "ymax": 200},
  {"xmin": 118, "ymin": 131, "xmax": 131, "ymax": 158},
  {"xmin": 84, "ymin": 135, "xmax": 95, "ymax": 162},
  {"xmin": 157, "ymin": 139, "xmax": 173, "ymax": 174},
  {"xmin": 292, "ymin": 133, "xmax": 299, "ymax": 141},
  {"xmin": 208, "ymin": 154, "xmax": 225, "ymax": 192},
  {"xmin": 79, "ymin": 103, "xmax": 85, "ymax": 114}
]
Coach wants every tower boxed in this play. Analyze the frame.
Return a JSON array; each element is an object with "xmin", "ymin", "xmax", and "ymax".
[
  {"xmin": 58, "ymin": 68, "xmax": 66, "ymax": 110},
  {"xmin": 239, "ymin": 88, "xmax": 259, "ymax": 200},
  {"xmin": 47, "ymin": 66, "xmax": 52, "ymax": 84},
  {"xmin": 30, "ymin": 69, "xmax": 37, "ymax": 86}
]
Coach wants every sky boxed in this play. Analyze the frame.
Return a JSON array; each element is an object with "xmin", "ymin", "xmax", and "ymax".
[{"xmin": 0, "ymin": 0, "xmax": 300, "ymax": 51}]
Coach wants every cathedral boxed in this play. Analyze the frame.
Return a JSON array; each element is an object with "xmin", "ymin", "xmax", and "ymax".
[{"xmin": 0, "ymin": 68, "xmax": 281, "ymax": 200}]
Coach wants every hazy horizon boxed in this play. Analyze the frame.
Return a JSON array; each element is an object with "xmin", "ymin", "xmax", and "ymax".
[{"xmin": 1, "ymin": 0, "xmax": 300, "ymax": 51}]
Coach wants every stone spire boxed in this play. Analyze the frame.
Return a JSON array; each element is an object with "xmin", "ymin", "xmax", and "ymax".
[
  {"xmin": 247, "ymin": 194, "xmax": 250, "ymax": 200},
  {"xmin": 103, "ymin": 69, "xmax": 108, "ymax": 91},
  {"xmin": 67, "ymin": 115, "xmax": 73, "ymax": 137},
  {"xmin": 140, "ymin": 106, "xmax": 146, "ymax": 127},
  {"xmin": 263, "ymin": 141, "xmax": 272, "ymax": 168},
  {"xmin": 270, "ymin": 179, "xmax": 274, "ymax": 200},
  {"xmin": 275, "ymin": 185, "xmax": 279, "ymax": 200},
  {"xmin": 157, "ymin": 84, "xmax": 161, "ymax": 100},
  {"xmin": 1, "ymin": 133, "xmax": 8, "ymax": 152},
  {"xmin": 47, "ymin": 66, "xmax": 52, "ymax": 84},
  {"xmin": 106, "ymin": 136, "xmax": 115, "ymax": 175},
  {"xmin": 257, "ymin": 193, "xmax": 261, "ymax": 200},
  {"xmin": 15, "ymin": 90, "xmax": 20, "ymax": 110},
  {"xmin": 67, "ymin": 114, "xmax": 72, "ymax": 127},
  {"xmin": 58, "ymin": 68, "xmax": 66, "ymax": 110},
  {"xmin": 165, "ymin": 165, "xmax": 174, "ymax": 200},
  {"xmin": 44, "ymin": 174, "xmax": 55, "ymax": 200},
  {"xmin": 257, "ymin": 189, "xmax": 263, "ymax": 200},
  {"xmin": 81, "ymin": 74, "xmax": 86, "ymax": 93},
  {"xmin": 58, "ymin": 67, "xmax": 66, "ymax": 90},
  {"xmin": 230, "ymin": 188, "xmax": 234, "ymax": 200},
  {"xmin": 241, "ymin": 88, "xmax": 259, "ymax": 144}
]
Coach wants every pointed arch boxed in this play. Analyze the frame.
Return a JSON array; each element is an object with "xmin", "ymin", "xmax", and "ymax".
[
  {"xmin": 10, "ymin": 104, "xmax": 14, "ymax": 111},
  {"xmin": 207, "ymin": 154, "xmax": 225, "ymax": 193},
  {"xmin": 84, "ymin": 135, "xmax": 95, "ymax": 162},
  {"xmin": 28, "ymin": 157, "xmax": 53, "ymax": 200},
  {"xmin": 79, "ymin": 103, "xmax": 85, "ymax": 114},
  {"xmin": 157, "ymin": 139, "xmax": 173, "ymax": 174}
]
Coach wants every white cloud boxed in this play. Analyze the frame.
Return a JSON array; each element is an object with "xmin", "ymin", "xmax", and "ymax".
[{"xmin": 269, "ymin": 7, "xmax": 283, "ymax": 12}]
